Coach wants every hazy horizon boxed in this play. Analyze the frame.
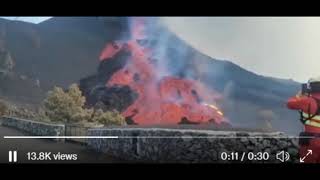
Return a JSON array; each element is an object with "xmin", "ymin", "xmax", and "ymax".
[{"xmin": 162, "ymin": 17, "xmax": 320, "ymax": 83}]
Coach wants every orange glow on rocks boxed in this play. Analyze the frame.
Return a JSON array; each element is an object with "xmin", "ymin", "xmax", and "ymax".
[{"xmin": 99, "ymin": 17, "xmax": 228, "ymax": 125}]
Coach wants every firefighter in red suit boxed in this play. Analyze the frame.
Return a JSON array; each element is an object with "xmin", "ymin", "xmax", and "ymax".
[{"xmin": 287, "ymin": 77, "xmax": 320, "ymax": 163}]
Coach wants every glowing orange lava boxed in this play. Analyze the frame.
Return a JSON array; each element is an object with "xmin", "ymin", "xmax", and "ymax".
[{"xmin": 99, "ymin": 17, "xmax": 227, "ymax": 125}]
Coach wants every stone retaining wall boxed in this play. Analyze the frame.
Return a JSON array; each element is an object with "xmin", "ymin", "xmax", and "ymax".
[
  {"xmin": 87, "ymin": 128, "xmax": 299, "ymax": 163},
  {"xmin": 0, "ymin": 116, "xmax": 65, "ymax": 141}
]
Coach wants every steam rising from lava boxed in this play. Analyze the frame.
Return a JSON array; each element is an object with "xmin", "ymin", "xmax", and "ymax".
[{"xmin": 90, "ymin": 17, "xmax": 228, "ymax": 125}]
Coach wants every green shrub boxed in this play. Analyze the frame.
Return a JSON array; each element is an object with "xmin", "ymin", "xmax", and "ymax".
[
  {"xmin": 92, "ymin": 109, "xmax": 126, "ymax": 126},
  {"xmin": 5, "ymin": 103, "xmax": 41, "ymax": 120},
  {"xmin": 44, "ymin": 84, "xmax": 86, "ymax": 123},
  {"xmin": 0, "ymin": 50, "xmax": 14, "ymax": 76},
  {"xmin": 0, "ymin": 100, "xmax": 8, "ymax": 116},
  {"xmin": 34, "ymin": 107, "xmax": 51, "ymax": 122},
  {"xmin": 44, "ymin": 84, "xmax": 126, "ymax": 125}
]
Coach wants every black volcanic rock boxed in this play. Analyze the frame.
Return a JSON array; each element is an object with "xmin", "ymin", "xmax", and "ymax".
[
  {"xmin": 80, "ymin": 75, "xmax": 138, "ymax": 113},
  {"xmin": 93, "ymin": 85, "xmax": 138, "ymax": 112},
  {"xmin": 79, "ymin": 47, "xmax": 134, "ymax": 109},
  {"xmin": 0, "ymin": 17, "xmax": 106, "ymax": 89},
  {"xmin": 97, "ymin": 49, "xmax": 131, "ymax": 83}
]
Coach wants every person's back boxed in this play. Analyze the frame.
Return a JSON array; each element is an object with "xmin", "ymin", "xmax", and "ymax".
[{"xmin": 287, "ymin": 77, "xmax": 320, "ymax": 163}]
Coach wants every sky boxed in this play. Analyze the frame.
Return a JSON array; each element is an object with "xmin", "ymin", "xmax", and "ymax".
[
  {"xmin": 2, "ymin": 16, "xmax": 320, "ymax": 82},
  {"xmin": 162, "ymin": 17, "xmax": 320, "ymax": 83},
  {"xmin": 1, "ymin": 16, "xmax": 51, "ymax": 23}
]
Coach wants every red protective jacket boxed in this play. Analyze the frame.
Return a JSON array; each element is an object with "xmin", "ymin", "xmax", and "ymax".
[
  {"xmin": 287, "ymin": 93, "xmax": 320, "ymax": 133},
  {"xmin": 287, "ymin": 93, "xmax": 320, "ymax": 163}
]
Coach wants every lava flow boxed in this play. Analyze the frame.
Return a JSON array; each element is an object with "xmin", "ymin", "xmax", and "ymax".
[{"xmin": 98, "ymin": 17, "xmax": 228, "ymax": 125}]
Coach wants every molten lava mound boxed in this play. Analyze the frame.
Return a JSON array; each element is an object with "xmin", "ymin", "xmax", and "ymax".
[
  {"xmin": 120, "ymin": 76, "xmax": 225, "ymax": 125},
  {"xmin": 80, "ymin": 17, "xmax": 228, "ymax": 126}
]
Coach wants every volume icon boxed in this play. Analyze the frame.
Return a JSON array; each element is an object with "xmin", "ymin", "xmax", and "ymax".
[
  {"xmin": 9, "ymin": 151, "xmax": 17, "ymax": 163},
  {"xmin": 276, "ymin": 151, "xmax": 290, "ymax": 162}
]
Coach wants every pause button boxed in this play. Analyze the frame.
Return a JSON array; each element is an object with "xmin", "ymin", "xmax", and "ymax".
[{"xmin": 9, "ymin": 151, "xmax": 17, "ymax": 163}]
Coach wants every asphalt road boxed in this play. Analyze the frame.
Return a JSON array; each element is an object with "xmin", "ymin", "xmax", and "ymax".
[{"xmin": 0, "ymin": 125, "xmax": 123, "ymax": 164}]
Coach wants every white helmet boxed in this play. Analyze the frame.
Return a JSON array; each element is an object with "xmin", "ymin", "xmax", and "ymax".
[{"xmin": 308, "ymin": 76, "xmax": 320, "ymax": 83}]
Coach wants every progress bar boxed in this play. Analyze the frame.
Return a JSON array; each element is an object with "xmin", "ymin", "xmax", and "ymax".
[
  {"xmin": 2, "ymin": 136, "xmax": 314, "ymax": 139},
  {"xmin": 3, "ymin": 136, "xmax": 119, "ymax": 139}
]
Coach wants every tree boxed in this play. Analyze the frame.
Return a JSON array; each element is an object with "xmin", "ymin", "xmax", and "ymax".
[
  {"xmin": 0, "ymin": 50, "xmax": 14, "ymax": 76},
  {"xmin": 44, "ymin": 83, "xmax": 126, "ymax": 125},
  {"xmin": 0, "ymin": 100, "xmax": 8, "ymax": 117},
  {"xmin": 44, "ymin": 84, "xmax": 87, "ymax": 123}
]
